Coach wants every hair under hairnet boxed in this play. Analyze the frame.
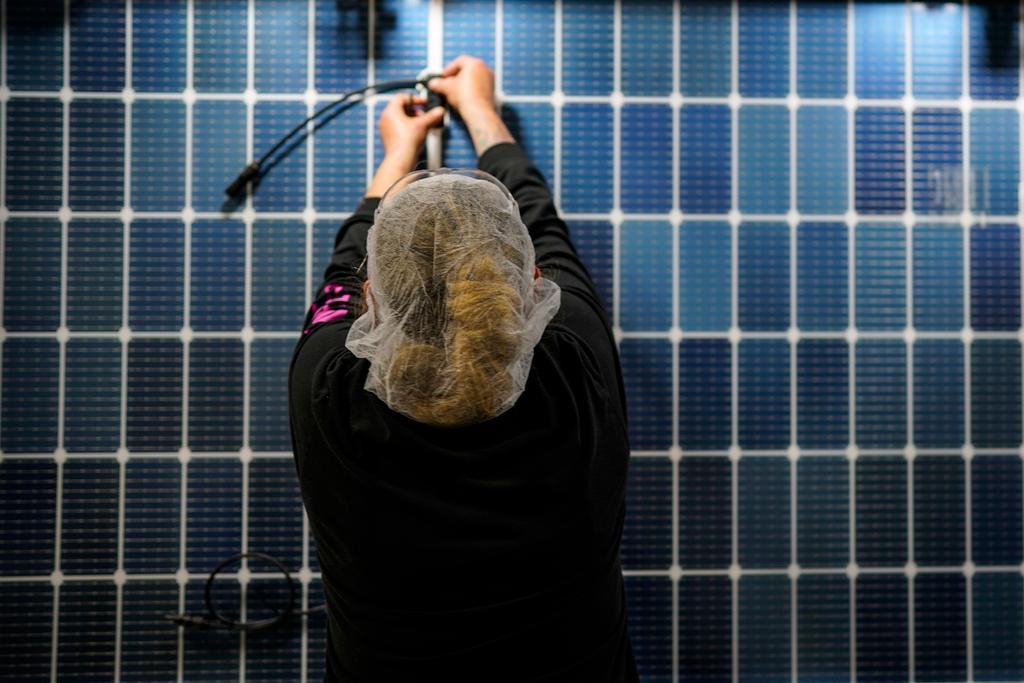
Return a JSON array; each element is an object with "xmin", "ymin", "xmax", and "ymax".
[{"xmin": 345, "ymin": 168, "xmax": 561, "ymax": 427}]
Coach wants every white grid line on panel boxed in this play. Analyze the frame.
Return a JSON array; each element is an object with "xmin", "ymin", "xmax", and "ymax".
[{"xmin": 729, "ymin": 2, "xmax": 740, "ymax": 682}]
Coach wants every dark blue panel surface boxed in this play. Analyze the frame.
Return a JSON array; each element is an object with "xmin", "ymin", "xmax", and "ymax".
[
  {"xmin": 679, "ymin": 456, "xmax": 731, "ymax": 569},
  {"xmin": 254, "ymin": 102, "xmax": 307, "ymax": 212},
  {"xmin": 130, "ymin": 220, "xmax": 184, "ymax": 331},
  {"xmin": 503, "ymin": 1, "xmax": 554, "ymax": 95},
  {"xmin": 913, "ymin": 456, "xmax": 965, "ymax": 566},
  {"xmin": 680, "ymin": 105, "xmax": 731, "ymax": 214},
  {"xmin": 247, "ymin": 582, "xmax": 302, "ymax": 681},
  {"xmin": 249, "ymin": 459, "xmax": 304, "ymax": 570},
  {"xmin": 971, "ymin": 108, "xmax": 1019, "ymax": 215},
  {"xmin": 57, "ymin": 582, "xmax": 116, "ymax": 681},
  {"xmin": 252, "ymin": 221, "xmax": 305, "ymax": 331},
  {"xmin": 620, "ymin": 457, "xmax": 672, "ymax": 570},
  {"xmin": 856, "ymin": 457, "xmax": 907, "ymax": 567},
  {"xmin": 0, "ymin": 460, "xmax": 56, "ymax": 573},
  {"xmin": 912, "ymin": 109, "xmax": 962, "ymax": 215},
  {"xmin": 855, "ymin": 3, "xmax": 904, "ymax": 98},
  {"xmin": 620, "ymin": 339, "xmax": 672, "ymax": 451},
  {"xmin": 561, "ymin": 104, "xmax": 612, "ymax": 213},
  {"xmin": 856, "ymin": 339, "xmax": 907, "ymax": 448},
  {"xmin": 915, "ymin": 573, "xmax": 967, "ymax": 683},
  {"xmin": 797, "ymin": 456, "xmax": 848, "ymax": 567},
  {"xmin": 562, "ymin": 0, "xmax": 613, "ymax": 96},
  {"xmin": 680, "ymin": 221, "xmax": 731, "ymax": 332},
  {"xmin": 972, "ymin": 340, "xmax": 1022, "ymax": 447},
  {"xmin": 856, "ymin": 574, "xmax": 908, "ymax": 683},
  {"xmin": 132, "ymin": 100, "xmax": 186, "ymax": 211},
  {"xmin": 183, "ymin": 580, "xmax": 240, "ymax": 679},
  {"xmin": 738, "ymin": 576, "xmax": 790, "ymax": 683},
  {"xmin": 3, "ymin": 219, "xmax": 61, "ymax": 332},
  {"xmin": 5, "ymin": 99, "xmax": 63, "ymax": 211},
  {"xmin": 622, "ymin": 2, "xmax": 673, "ymax": 96},
  {"xmin": 124, "ymin": 459, "xmax": 181, "ymax": 573},
  {"xmin": 680, "ymin": 1, "xmax": 731, "ymax": 97},
  {"xmin": 313, "ymin": 102, "xmax": 367, "ymax": 212},
  {"xmin": 186, "ymin": 459, "xmax": 242, "ymax": 572},
  {"xmin": 738, "ymin": 456, "xmax": 790, "ymax": 568},
  {"xmin": 567, "ymin": 220, "xmax": 613, "ymax": 311},
  {"xmin": 739, "ymin": 222, "xmax": 789, "ymax": 331},
  {"xmin": 797, "ymin": 340, "xmax": 848, "ymax": 448},
  {"xmin": 739, "ymin": 106, "xmax": 789, "ymax": 214},
  {"xmin": 679, "ymin": 576, "xmax": 731, "ymax": 683},
  {"xmin": 1, "ymin": 339, "xmax": 59, "ymax": 453},
  {"xmin": 69, "ymin": 0, "xmax": 125, "ymax": 91},
  {"xmin": 620, "ymin": 221, "xmax": 672, "ymax": 331},
  {"xmin": 67, "ymin": 220, "xmax": 122, "ymax": 331},
  {"xmin": 132, "ymin": 0, "xmax": 186, "ymax": 93},
  {"xmin": 624, "ymin": 576, "xmax": 672, "ymax": 680},
  {"xmin": 194, "ymin": 2, "xmax": 246, "ymax": 92},
  {"xmin": 969, "ymin": 4, "xmax": 1019, "ymax": 100},
  {"xmin": 251, "ymin": 339, "xmax": 296, "ymax": 452},
  {"xmin": 738, "ymin": 339, "xmax": 790, "ymax": 449},
  {"xmin": 126, "ymin": 339, "xmax": 182, "ymax": 452},
  {"xmin": 797, "ymin": 107, "xmax": 848, "ymax": 214},
  {"xmin": 797, "ymin": 575, "xmax": 850, "ymax": 683},
  {"xmin": 971, "ymin": 223, "xmax": 1021, "ymax": 331},
  {"xmin": 739, "ymin": 1, "xmax": 789, "ymax": 97},
  {"xmin": 64, "ymin": 339, "xmax": 121, "ymax": 452},
  {"xmin": 855, "ymin": 223, "xmax": 906, "ymax": 331},
  {"xmin": 973, "ymin": 573, "xmax": 1024, "ymax": 681},
  {"xmin": 69, "ymin": 100, "xmax": 124, "ymax": 211},
  {"xmin": 0, "ymin": 583, "xmax": 53, "ymax": 682},
  {"xmin": 914, "ymin": 339, "xmax": 965, "ymax": 448},
  {"xmin": 190, "ymin": 220, "xmax": 245, "ymax": 331},
  {"xmin": 314, "ymin": 0, "xmax": 368, "ymax": 92},
  {"xmin": 192, "ymin": 100, "xmax": 247, "ymax": 212},
  {"xmin": 855, "ymin": 108, "xmax": 906, "ymax": 214},
  {"xmin": 912, "ymin": 4, "xmax": 962, "ymax": 99},
  {"xmin": 6, "ymin": 4, "xmax": 63, "ymax": 90},
  {"xmin": 189, "ymin": 339, "xmax": 243, "ymax": 451},
  {"xmin": 913, "ymin": 224, "xmax": 963, "ymax": 331},
  {"xmin": 797, "ymin": 3, "xmax": 847, "ymax": 98},
  {"xmin": 61, "ymin": 459, "xmax": 118, "ymax": 574},
  {"xmin": 503, "ymin": 102, "xmax": 555, "ymax": 193},
  {"xmin": 621, "ymin": 105, "xmax": 672, "ymax": 214},
  {"xmin": 120, "ymin": 581, "xmax": 180, "ymax": 681},
  {"xmin": 972, "ymin": 455, "xmax": 1023, "ymax": 565},
  {"xmin": 443, "ymin": 0, "xmax": 496, "ymax": 68},
  {"xmin": 797, "ymin": 222, "xmax": 847, "ymax": 331},
  {"xmin": 680, "ymin": 339, "xmax": 731, "ymax": 450},
  {"xmin": 374, "ymin": 0, "xmax": 427, "ymax": 83},
  {"xmin": 255, "ymin": 0, "xmax": 307, "ymax": 93}
]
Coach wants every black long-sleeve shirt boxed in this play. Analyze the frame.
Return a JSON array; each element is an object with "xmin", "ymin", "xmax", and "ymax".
[{"xmin": 288, "ymin": 142, "xmax": 638, "ymax": 682}]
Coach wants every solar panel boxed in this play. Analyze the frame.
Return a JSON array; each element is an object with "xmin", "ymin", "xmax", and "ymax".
[{"xmin": 2, "ymin": 1, "xmax": 1024, "ymax": 681}]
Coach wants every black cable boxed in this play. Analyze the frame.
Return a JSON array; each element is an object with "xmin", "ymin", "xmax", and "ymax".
[
  {"xmin": 164, "ymin": 551, "xmax": 326, "ymax": 633},
  {"xmin": 225, "ymin": 76, "xmax": 437, "ymax": 197}
]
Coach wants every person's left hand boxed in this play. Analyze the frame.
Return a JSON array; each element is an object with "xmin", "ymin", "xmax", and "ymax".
[{"xmin": 379, "ymin": 94, "xmax": 445, "ymax": 163}]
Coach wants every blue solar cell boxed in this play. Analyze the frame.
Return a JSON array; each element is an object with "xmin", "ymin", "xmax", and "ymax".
[
  {"xmin": 738, "ymin": 575, "xmax": 791, "ymax": 682},
  {"xmin": 912, "ymin": 3, "xmax": 962, "ymax": 100},
  {"xmin": 194, "ymin": 2, "xmax": 247, "ymax": 92},
  {"xmin": 246, "ymin": 580, "xmax": 302, "ymax": 681},
  {"xmin": 738, "ymin": 338, "xmax": 790, "ymax": 449},
  {"xmin": 0, "ymin": 460, "xmax": 56, "ymax": 573},
  {"xmin": 969, "ymin": 4, "xmax": 1019, "ymax": 100},
  {"xmin": 189, "ymin": 339, "xmax": 244, "ymax": 451},
  {"xmin": 913, "ymin": 108, "xmax": 963, "ymax": 215},
  {"xmin": 620, "ymin": 220, "xmax": 672, "ymax": 331},
  {"xmin": 314, "ymin": 0, "xmax": 368, "ymax": 93},
  {"xmin": 971, "ymin": 108, "xmax": 1019, "ymax": 215},
  {"xmin": 132, "ymin": 100, "xmax": 186, "ymax": 211},
  {"xmin": 132, "ymin": 0, "xmax": 186, "ymax": 93},
  {"xmin": 1, "ymin": 339, "xmax": 59, "ymax": 453},
  {"xmin": 972, "ymin": 340, "xmax": 1022, "ymax": 448},
  {"xmin": 796, "ymin": 3, "xmax": 847, "ymax": 98},
  {"xmin": 501, "ymin": 105, "xmax": 557, "ymax": 189},
  {"xmin": 914, "ymin": 339, "xmax": 965, "ymax": 447},
  {"xmin": 69, "ymin": 0, "xmax": 125, "ymax": 91},
  {"xmin": 680, "ymin": 105, "xmax": 731, "ymax": 214},
  {"xmin": 856, "ymin": 339, "xmax": 908, "ymax": 448},
  {"xmin": 64, "ymin": 339, "xmax": 121, "ymax": 452},
  {"xmin": 622, "ymin": 1, "xmax": 672, "ymax": 96},
  {"xmin": 973, "ymin": 573, "xmax": 1024, "ymax": 681},
  {"xmin": 254, "ymin": 101, "xmax": 307, "ymax": 212},
  {"xmin": 0, "ymin": 583, "xmax": 52, "ymax": 682},
  {"xmin": 680, "ymin": 221, "xmax": 731, "ymax": 331},
  {"xmin": 443, "ymin": 0, "xmax": 496, "ymax": 68},
  {"xmin": 130, "ymin": 220, "xmax": 185, "ymax": 331},
  {"xmin": 855, "ymin": 222, "xmax": 906, "ymax": 331},
  {"xmin": 561, "ymin": 103, "xmax": 612, "ymax": 213},
  {"xmin": 856, "ymin": 574, "xmax": 909, "ymax": 683},
  {"xmin": 855, "ymin": 108, "xmax": 906, "ymax": 214},
  {"xmin": 797, "ymin": 222, "xmax": 848, "ymax": 331},
  {"xmin": 915, "ymin": 573, "xmax": 967, "ymax": 682},
  {"xmin": 738, "ymin": 457, "xmax": 790, "ymax": 567},
  {"xmin": 61, "ymin": 459, "xmax": 118, "ymax": 574},
  {"xmin": 797, "ymin": 456, "xmax": 848, "ymax": 567},
  {"xmin": 913, "ymin": 456, "xmax": 965, "ymax": 566},
  {"xmin": 313, "ymin": 102, "xmax": 367, "ymax": 212},
  {"xmin": 255, "ymin": 0, "xmax": 307, "ymax": 93},
  {"xmin": 3, "ymin": 219, "xmax": 61, "ymax": 332},
  {"xmin": 679, "ymin": 456, "xmax": 731, "ymax": 568},
  {"xmin": 971, "ymin": 223, "xmax": 1021, "ymax": 331},
  {"xmin": 183, "ymin": 580, "xmax": 240, "ymax": 678},
  {"xmin": 739, "ymin": 105, "xmax": 789, "ymax": 214},
  {"xmin": 739, "ymin": 222, "xmax": 789, "ymax": 331},
  {"xmin": 190, "ymin": 220, "xmax": 245, "ymax": 331},
  {"xmin": 248, "ymin": 459, "xmax": 304, "ymax": 570},
  {"xmin": 120, "ymin": 581, "xmax": 180, "ymax": 682},
  {"xmin": 6, "ymin": 4, "xmax": 63, "ymax": 90},
  {"xmin": 855, "ymin": 3, "xmax": 905, "ymax": 99},
  {"xmin": 738, "ymin": 1, "xmax": 789, "ymax": 98},
  {"xmin": 972, "ymin": 455, "xmax": 1023, "ymax": 565},
  {"xmin": 680, "ymin": 340, "xmax": 732, "ymax": 451},
  {"xmin": 126, "ymin": 339, "xmax": 183, "ymax": 452},
  {"xmin": 619, "ymin": 339, "xmax": 672, "ymax": 450},
  {"xmin": 374, "ymin": 0, "xmax": 427, "ymax": 83},
  {"xmin": 562, "ymin": 0, "xmax": 613, "ymax": 96},
  {"xmin": 67, "ymin": 220, "xmax": 122, "ymax": 331},
  {"xmin": 5, "ymin": 99, "xmax": 63, "ymax": 211},
  {"xmin": 624, "ymin": 576, "xmax": 672, "ymax": 680},
  {"xmin": 307, "ymin": 578, "xmax": 327, "ymax": 679},
  {"xmin": 621, "ymin": 457, "xmax": 672, "ymax": 570},
  {"xmin": 566, "ymin": 220, "xmax": 613, "ymax": 312},
  {"xmin": 502, "ymin": 0, "xmax": 554, "ymax": 95},
  {"xmin": 797, "ymin": 106, "xmax": 848, "ymax": 214},
  {"xmin": 856, "ymin": 457, "xmax": 907, "ymax": 567},
  {"xmin": 621, "ymin": 105, "xmax": 672, "ymax": 214},
  {"xmin": 57, "ymin": 582, "xmax": 116, "ymax": 681},
  {"xmin": 679, "ymin": 576, "xmax": 731, "ymax": 683},
  {"xmin": 251, "ymin": 339, "xmax": 296, "ymax": 452},
  {"xmin": 680, "ymin": 1, "xmax": 731, "ymax": 97},
  {"xmin": 797, "ymin": 340, "xmax": 848, "ymax": 448},
  {"xmin": 913, "ymin": 223, "xmax": 963, "ymax": 331},
  {"xmin": 186, "ymin": 459, "xmax": 242, "ymax": 572},
  {"xmin": 124, "ymin": 459, "xmax": 181, "ymax": 573},
  {"xmin": 192, "ymin": 100, "xmax": 247, "ymax": 212},
  {"xmin": 69, "ymin": 100, "xmax": 124, "ymax": 211},
  {"xmin": 252, "ymin": 221, "xmax": 306, "ymax": 331},
  {"xmin": 797, "ymin": 575, "xmax": 850, "ymax": 682}
]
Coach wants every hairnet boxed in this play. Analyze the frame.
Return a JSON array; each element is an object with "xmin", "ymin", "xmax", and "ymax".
[{"xmin": 345, "ymin": 168, "xmax": 561, "ymax": 427}]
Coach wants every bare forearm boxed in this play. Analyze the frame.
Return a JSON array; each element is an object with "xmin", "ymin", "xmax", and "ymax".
[{"xmin": 365, "ymin": 149, "xmax": 418, "ymax": 199}]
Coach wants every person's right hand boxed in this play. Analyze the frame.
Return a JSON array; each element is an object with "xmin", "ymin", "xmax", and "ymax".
[{"xmin": 427, "ymin": 56, "xmax": 497, "ymax": 118}]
